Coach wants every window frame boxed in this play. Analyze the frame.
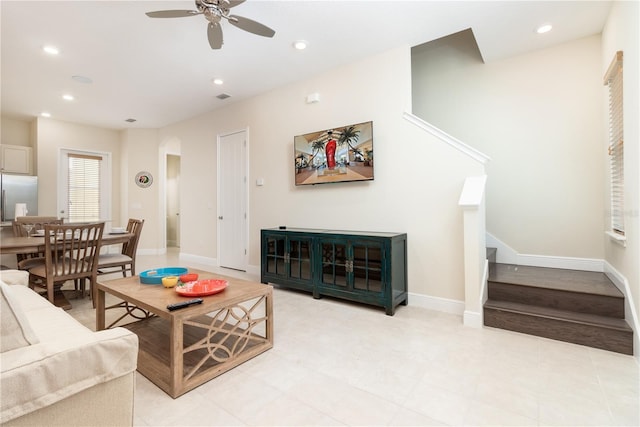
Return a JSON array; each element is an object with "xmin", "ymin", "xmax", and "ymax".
[
  {"xmin": 58, "ymin": 148, "xmax": 111, "ymax": 223},
  {"xmin": 603, "ymin": 51, "xmax": 625, "ymax": 244}
]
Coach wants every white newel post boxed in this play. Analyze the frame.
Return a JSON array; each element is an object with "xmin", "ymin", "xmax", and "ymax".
[{"xmin": 459, "ymin": 175, "xmax": 488, "ymax": 328}]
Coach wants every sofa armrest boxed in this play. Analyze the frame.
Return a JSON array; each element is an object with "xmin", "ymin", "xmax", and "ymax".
[
  {"xmin": 0, "ymin": 328, "xmax": 138, "ymax": 424},
  {"xmin": 0, "ymin": 270, "xmax": 29, "ymax": 287}
]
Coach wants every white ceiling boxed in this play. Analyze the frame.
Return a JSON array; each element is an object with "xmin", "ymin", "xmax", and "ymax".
[{"xmin": 1, "ymin": 1, "xmax": 612, "ymax": 130}]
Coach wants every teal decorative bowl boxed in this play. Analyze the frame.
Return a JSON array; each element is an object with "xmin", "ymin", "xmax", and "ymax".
[{"xmin": 140, "ymin": 267, "xmax": 189, "ymax": 285}]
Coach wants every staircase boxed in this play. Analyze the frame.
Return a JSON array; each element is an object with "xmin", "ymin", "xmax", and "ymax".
[{"xmin": 483, "ymin": 252, "xmax": 634, "ymax": 355}]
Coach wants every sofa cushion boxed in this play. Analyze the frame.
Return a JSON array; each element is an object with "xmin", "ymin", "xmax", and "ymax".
[
  {"xmin": 0, "ymin": 281, "xmax": 39, "ymax": 353},
  {"xmin": 0, "ymin": 285, "xmax": 138, "ymax": 424},
  {"xmin": 1, "ymin": 329, "xmax": 138, "ymax": 423}
]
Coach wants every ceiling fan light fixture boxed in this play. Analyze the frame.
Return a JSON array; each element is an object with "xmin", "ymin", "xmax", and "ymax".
[
  {"xmin": 536, "ymin": 23, "xmax": 553, "ymax": 34},
  {"xmin": 293, "ymin": 40, "xmax": 308, "ymax": 50},
  {"xmin": 213, "ymin": 78, "xmax": 224, "ymax": 85},
  {"xmin": 43, "ymin": 45, "xmax": 59, "ymax": 55}
]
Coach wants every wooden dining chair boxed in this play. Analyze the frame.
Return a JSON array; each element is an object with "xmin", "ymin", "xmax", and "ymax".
[
  {"xmin": 12, "ymin": 216, "xmax": 64, "ymax": 271},
  {"xmin": 97, "ymin": 218, "xmax": 145, "ymax": 277},
  {"xmin": 28, "ymin": 222, "xmax": 104, "ymax": 309}
]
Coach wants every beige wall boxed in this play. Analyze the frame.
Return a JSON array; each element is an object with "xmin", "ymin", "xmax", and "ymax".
[
  {"xmin": 34, "ymin": 118, "xmax": 121, "ymax": 225},
  {"xmin": 602, "ymin": 1, "xmax": 640, "ymax": 341},
  {"xmin": 158, "ymin": 46, "xmax": 484, "ymax": 302},
  {"xmin": 120, "ymin": 129, "xmax": 160, "ymax": 253},
  {"xmin": 412, "ymin": 34, "xmax": 605, "ymax": 259}
]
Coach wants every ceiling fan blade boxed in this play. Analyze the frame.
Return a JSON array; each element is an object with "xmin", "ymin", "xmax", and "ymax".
[
  {"xmin": 207, "ymin": 22, "xmax": 223, "ymax": 49},
  {"xmin": 226, "ymin": 0, "xmax": 247, "ymax": 8},
  {"xmin": 145, "ymin": 10, "xmax": 200, "ymax": 18},
  {"xmin": 227, "ymin": 15, "xmax": 275, "ymax": 38}
]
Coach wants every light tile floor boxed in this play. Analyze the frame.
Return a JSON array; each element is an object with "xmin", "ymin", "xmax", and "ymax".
[{"xmin": 68, "ymin": 249, "xmax": 639, "ymax": 426}]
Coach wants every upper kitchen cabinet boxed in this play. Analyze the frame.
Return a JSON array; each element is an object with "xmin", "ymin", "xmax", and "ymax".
[{"xmin": 1, "ymin": 144, "xmax": 33, "ymax": 174}]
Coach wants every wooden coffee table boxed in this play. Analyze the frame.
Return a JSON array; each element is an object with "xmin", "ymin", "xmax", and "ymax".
[{"xmin": 95, "ymin": 268, "xmax": 273, "ymax": 398}]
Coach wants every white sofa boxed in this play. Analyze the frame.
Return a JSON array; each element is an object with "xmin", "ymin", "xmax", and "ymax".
[{"xmin": 0, "ymin": 270, "xmax": 139, "ymax": 426}]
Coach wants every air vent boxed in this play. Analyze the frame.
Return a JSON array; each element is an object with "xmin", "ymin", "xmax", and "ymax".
[
  {"xmin": 124, "ymin": 118, "xmax": 137, "ymax": 123},
  {"xmin": 216, "ymin": 93, "xmax": 231, "ymax": 100}
]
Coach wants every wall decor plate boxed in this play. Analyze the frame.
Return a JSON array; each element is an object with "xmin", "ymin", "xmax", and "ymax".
[{"xmin": 135, "ymin": 171, "xmax": 153, "ymax": 188}]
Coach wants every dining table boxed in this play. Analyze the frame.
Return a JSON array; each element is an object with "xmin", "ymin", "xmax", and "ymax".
[
  {"xmin": 0, "ymin": 230, "xmax": 134, "ymax": 309},
  {"xmin": 0, "ymin": 232, "xmax": 134, "ymax": 255}
]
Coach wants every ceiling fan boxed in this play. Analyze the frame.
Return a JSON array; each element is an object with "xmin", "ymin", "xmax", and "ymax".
[{"xmin": 145, "ymin": 0, "xmax": 275, "ymax": 50}]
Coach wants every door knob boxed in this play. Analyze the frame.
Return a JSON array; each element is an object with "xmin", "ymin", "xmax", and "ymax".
[{"xmin": 218, "ymin": 216, "xmax": 223, "ymax": 220}]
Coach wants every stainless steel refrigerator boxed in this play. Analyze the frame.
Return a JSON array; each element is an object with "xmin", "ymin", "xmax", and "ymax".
[{"xmin": 0, "ymin": 174, "xmax": 38, "ymax": 221}]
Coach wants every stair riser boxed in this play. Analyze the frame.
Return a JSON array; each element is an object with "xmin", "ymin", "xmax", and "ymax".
[
  {"xmin": 488, "ymin": 282, "xmax": 625, "ymax": 318},
  {"xmin": 484, "ymin": 308, "xmax": 633, "ymax": 355}
]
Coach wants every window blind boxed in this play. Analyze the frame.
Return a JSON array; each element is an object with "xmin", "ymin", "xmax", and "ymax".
[
  {"xmin": 604, "ymin": 51, "xmax": 624, "ymax": 236},
  {"xmin": 67, "ymin": 153, "xmax": 102, "ymax": 223}
]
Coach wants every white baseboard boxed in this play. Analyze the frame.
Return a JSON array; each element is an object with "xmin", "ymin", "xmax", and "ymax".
[
  {"xmin": 517, "ymin": 254, "xmax": 603, "ymax": 272},
  {"xmin": 464, "ymin": 310, "xmax": 483, "ymax": 328},
  {"xmin": 408, "ymin": 292, "xmax": 464, "ymax": 316},
  {"xmin": 486, "ymin": 232, "xmax": 603, "ymax": 272},
  {"xmin": 604, "ymin": 262, "xmax": 639, "ymax": 362}
]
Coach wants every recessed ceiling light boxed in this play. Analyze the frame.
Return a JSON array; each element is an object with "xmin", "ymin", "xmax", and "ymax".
[
  {"xmin": 536, "ymin": 24, "xmax": 553, "ymax": 34},
  {"xmin": 62, "ymin": 94, "xmax": 74, "ymax": 101},
  {"xmin": 293, "ymin": 40, "xmax": 308, "ymax": 50},
  {"xmin": 213, "ymin": 78, "xmax": 224, "ymax": 85},
  {"xmin": 41, "ymin": 112, "xmax": 51, "ymax": 118},
  {"xmin": 43, "ymin": 45, "xmax": 59, "ymax": 55}
]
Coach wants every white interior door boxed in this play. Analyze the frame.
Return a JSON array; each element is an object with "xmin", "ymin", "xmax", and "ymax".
[
  {"xmin": 218, "ymin": 130, "xmax": 247, "ymax": 270},
  {"xmin": 166, "ymin": 154, "xmax": 180, "ymax": 247}
]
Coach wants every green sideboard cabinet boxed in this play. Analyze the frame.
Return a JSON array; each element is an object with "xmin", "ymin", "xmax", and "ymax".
[{"xmin": 261, "ymin": 228, "xmax": 408, "ymax": 315}]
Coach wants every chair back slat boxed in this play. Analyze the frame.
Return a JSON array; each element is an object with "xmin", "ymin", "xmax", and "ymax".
[
  {"xmin": 13, "ymin": 216, "xmax": 62, "ymax": 237},
  {"xmin": 122, "ymin": 218, "xmax": 144, "ymax": 257},
  {"xmin": 43, "ymin": 222, "xmax": 104, "ymax": 280},
  {"xmin": 13, "ymin": 217, "xmax": 64, "ymax": 267}
]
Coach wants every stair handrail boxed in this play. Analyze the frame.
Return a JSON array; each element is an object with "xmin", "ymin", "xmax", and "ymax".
[{"xmin": 403, "ymin": 112, "xmax": 491, "ymax": 165}]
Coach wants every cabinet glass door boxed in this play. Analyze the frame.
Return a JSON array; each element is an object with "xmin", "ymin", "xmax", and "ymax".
[
  {"xmin": 288, "ymin": 238, "xmax": 312, "ymax": 280},
  {"xmin": 265, "ymin": 235, "xmax": 286, "ymax": 277},
  {"xmin": 321, "ymin": 241, "xmax": 348, "ymax": 287},
  {"xmin": 352, "ymin": 242, "xmax": 383, "ymax": 293}
]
